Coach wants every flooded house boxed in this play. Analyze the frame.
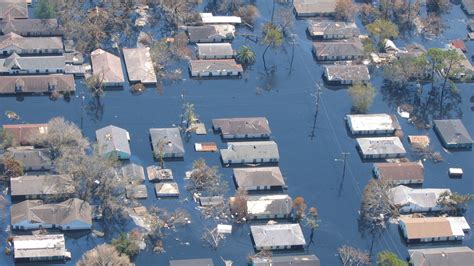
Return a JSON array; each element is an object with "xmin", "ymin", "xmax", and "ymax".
[
  {"xmin": 452, "ymin": 48, "xmax": 474, "ymax": 80},
  {"xmin": 293, "ymin": 0, "xmax": 336, "ymax": 17},
  {"xmin": 251, "ymin": 255, "xmax": 320, "ymax": 266},
  {"xmin": 323, "ymin": 65, "xmax": 370, "ymax": 85},
  {"xmin": 356, "ymin": 137, "xmax": 406, "ymax": 159},
  {"xmin": 0, "ymin": 74, "xmax": 75, "ymax": 95},
  {"xmin": 399, "ymin": 216, "xmax": 470, "ymax": 243},
  {"xmin": 7, "ymin": 146, "xmax": 52, "ymax": 171},
  {"xmin": 13, "ymin": 234, "xmax": 70, "ymax": 262},
  {"xmin": 200, "ymin": 13, "xmax": 241, "ymax": 24},
  {"xmin": 312, "ymin": 40, "xmax": 364, "ymax": 61},
  {"xmin": 389, "ymin": 185, "xmax": 451, "ymax": 213},
  {"xmin": 462, "ymin": 0, "xmax": 474, "ymax": 16},
  {"xmin": 11, "ymin": 198, "xmax": 92, "ymax": 230},
  {"xmin": 90, "ymin": 48, "xmax": 125, "ymax": 87},
  {"xmin": 373, "ymin": 161, "xmax": 424, "ymax": 185},
  {"xmin": 0, "ymin": 18, "xmax": 61, "ymax": 36},
  {"xmin": 189, "ymin": 59, "xmax": 242, "ymax": 77},
  {"xmin": 126, "ymin": 184, "xmax": 148, "ymax": 199},
  {"xmin": 146, "ymin": 166, "xmax": 173, "ymax": 182},
  {"xmin": 250, "ymin": 224, "xmax": 306, "ymax": 251},
  {"xmin": 170, "ymin": 258, "xmax": 214, "ymax": 266},
  {"xmin": 409, "ymin": 246, "xmax": 474, "ymax": 266},
  {"xmin": 0, "ymin": 33, "xmax": 63, "ymax": 55},
  {"xmin": 220, "ymin": 141, "xmax": 280, "ymax": 165},
  {"xmin": 0, "ymin": 0, "xmax": 28, "ymax": 19},
  {"xmin": 122, "ymin": 47, "xmax": 157, "ymax": 84},
  {"xmin": 194, "ymin": 142, "xmax": 218, "ymax": 152},
  {"xmin": 122, "ymin": 163, "xmax": 146, "ymax": 184},
  {"xmin": 10, "ymin": 174, "xmax": 75, "ymax": 200},
  {"xmin": 308, "ymin": 21, "xmax": 359, "ymax": 40},
  {"xmin": 96, "ymin": 125, "xmax": 131, "ymax": 160},
  {"xmin": 2, "ymin": 123, "xmax": 48, "ymax": 146},
  {"xmin": 0, "ymin": 53, "xmax": 65, "ymax": 74},
  {"xmin": 154, "ymin": 182, "xmax": 179, "ymax": 197},
  {"xmin": 212, "ymin": 117, "xmax": 271, "ymax": 139},
  {"xmin": 233, "ymin": 167, "xmax": 286, "ymax": 191},
  {"xmin": 346, "ymin": 114, "xmax": 400, "ymax": 135},
  {"xmin": 187, "ymin": 25, "xmax": 235, "ymax": 43},
  {"xmin": 238, "ymin": 194, "xmax": 292, "ymax": 220},
  {"xmin": 433, "ymin": 119, "xmax": 473, "ymax": 149},
  {"xmin": 196, "ymin": 43, "xmax": 234, "ymax": 59},
  {"xmin": 198, "ymin": 196, "xmax": 224, "ymax": 207},
  {"xmin": 149, "ymin": 128, "xmax": 185, "ymax": 158}
]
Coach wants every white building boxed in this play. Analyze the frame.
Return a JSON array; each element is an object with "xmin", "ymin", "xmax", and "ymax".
[
  {"xmin": 389, "ymin": 185, "xmax": 451, "ymax": 213},
  {"xmin": 399, "ymin": 216, "xmax": 470, "ymax": 243},
  {"xmin": 13, "ymin": 234, "xmax": 70, "ymax": 262},
  {"xmin": 346, "ymin": 114, "xmax": 400, "ymax": 135}
]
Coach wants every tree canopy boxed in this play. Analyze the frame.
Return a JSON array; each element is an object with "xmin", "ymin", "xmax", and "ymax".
[
  {"xmin": 377, "ymin": 251, "xmax": 407, "ymax": 266},
  {"xmin": 348, "ymin": 83, "xmax": 376, "ymax": 113}
]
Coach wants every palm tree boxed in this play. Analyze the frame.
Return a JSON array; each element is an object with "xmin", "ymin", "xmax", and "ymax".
[{"xmin": 236, "ymin": 46, "xmax": 256, "ymax": 67}]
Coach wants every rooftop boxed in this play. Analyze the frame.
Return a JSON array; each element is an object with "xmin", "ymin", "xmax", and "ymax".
[
  {"xmin": 10, "ymin": 174, "xmax": 74, "ymax": 197},
  {"xmin": 357, "ymin": 137, "xmax": 406, "ymax": 156},
  {"xmin": 409, "ymin": 246, "xmax": 474, "ymax": 266},
  {"xmin": 234, "ymin": 167, "xmax": 285, "ymax": 189},
  {"xmin": 245, "ymin": 194, "xmax": 292, "ymax": 217},
  {"xmin": 2, "ymin": 123, "xmax": 48, "ymax": 145},
  {"xmin": 252, "ymin": 255, "xmax": 320, "ymax": 266},
  {"xmin": 293, "ymin": 0, "xmax": 336, "ymax": 15},
  {"xmin": 90, "ymin": 48, "xmax": 125, "ymax": 84},
  {"xmin": 308, "ymin": 21, "xmax": 359, "ymax": 37},
  {"xmin": 0, "ymin": 18, "xmax": 60, "ymax": 35},
  {"xmin": 434, "ymin": 119, "xmax": 473, "ymax": 146},
  {"xmin": 196, "ymin": 43, "xmax": 234, "ymax": 57},
  {"xmin": 313, "ymin": 40, "xmax": 364, "ymax": 57},
  {"xmin": 189, "ymin": 59, "xmax": 243, "ymax": 73},
  {"xmin": 155, "ymin": 182, "xmax": 179, "ymax": 197},
  {"xmin": 400, "ymin": 216, "xmax": 470, "ymax": 239},
  {"xmin": 213, "ymin": 117, "xmax": 271, "ymax": 137},
  {"xmin": 0, "ymin": 32, "xmax": 63, "ymax": 51},
  {"xmin": 389, "ymin": 185, "xmax": 450, "ymax": 209},
  {"xmin": 374, "ymin": 161, "xmax": 424, "ymax": 182},
  {"xmin": 149, "ymin": 128, "xmax": 185, "ymax": 156},
  {"xmin": 0, "ymin": 53, "xmax": 65, "ymax": 72},
  {"xmin": 0, "ymin": 74, "xmax": 75, "ymax": 95},
  {"xmin": 146, "ymin": 166, "xmax": 173, "ymax": 182},
  {"xmin": 170, "ymin": 258, "xmax": 214, "ymax": 266},
  {"xmin": 200, "ymin": 13, "xmax": 241, "ymax": 24},
  {"xmin": 122, "ymin": 163, "xmax": 145, "ymax": 183},
  {"xmin": 324, "ymin": 65, "xmax": 370, "ymax": 82},
  {"xmin": 346, "ymin": 113, "xmax": 400, "ymax": 133},
  {"xmin": 96, "ymin": 125, "xmax": 131, "ymax": 158},
  {"xmin": 122, "ymin": 47, "xmax": 157, "ymax": 84},
  {"xmin": 13, "ymin": 234, "xmax": 68, "ymax": 260},
  {"xmin": 251, "ymin": 223, "xmax": 306, "ymax": 248},
  {"xmin": 220, "ymin": 141, "xmax": 280, "ymax": 162},
  {"xmin": 0, "ymin": 0, "xmax": 28, "ymax": 19}
]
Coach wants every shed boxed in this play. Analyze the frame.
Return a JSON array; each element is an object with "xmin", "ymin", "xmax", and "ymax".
[
  {"xmin": 146, "ymin": 166, "xmax": 173, "ymax": 182},
  {"xmin": 150, "ymin": 128, "xmax": 185, "ymax": 158},
  {"xmin": 373, "ymin": 161, "xmax": 424, "ymax": 185},
  {"xmin": 189, "ymin": 59, "xmax": 242, "ymax": 77},
  {"xmin": 194, "ymin": 142, "xmax": 218, "ymax": 152},
  {"xmin": 324, "ymin": 65, "xmax": 370, "ymax": 85},
  {"xmin": 356, "ymin": 137, "xmax": 406, "ymax": 159},
  {"xmin": 13, "ymin": 234, "xmax": 70, "ymax": 262},
  {"xmin": 409, "ymin": 246, "xmax": 474, "ymax": 266},
  {"xmin": 122, "ymin": 47, "xmax": 157, "ymax": 84},
  {"xmin": 90, "ymin": 48, "xmax": 125, "ymax": 86},
  {"xmin": 220, "ymin": 141, "xmax": 280, "ymax": 165},
  {"xmin": 122, "ymin": 163, "xmax": 146, "ymax": 184},
  {"xmin": 198, "ymin": 196, "xmax": 224, "ymax": 207},
  {"xmin": 312, "ymin": 40, "xmax": 364, "ymax": 61},
  {"xmin": 96, "ymin": 125, "xmax": 131, "ymax": 159},
  {"xmin": 212, "ymin": 117, "xmax": 271, "ymax": 139},
  {"xmin": 346, "ymin": 114, "xmax": 400, "ymax": 135},
  {"xmin": 155, "ymin": 182, "xmax": 179, "ymax": 197},
  {"xmin": 250, "ymin": 224, "xmax": 306, "ymax": 251},
  {"xmin": 233, "ymin": 167, "xmax": 286, "ymax": 191},
  {"xmin": 433, "ymin": 119, "xmax": 473, "ymax": 149},
  {"xmin": 126, "ymin": 184, "xmax": 148, "ymax": 199},
  {"xmin": 196, "ymin": 43, "xmax": 234, "ymax": 59}
]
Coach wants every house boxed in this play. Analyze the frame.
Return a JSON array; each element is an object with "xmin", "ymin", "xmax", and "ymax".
[
  {"xmin": 233, "ymin": 167, "xmax": 286, "ymax": 191},
  {"xmin": 220, "ymin": 141, "xmax": 280, "ymax": 165},
  {"xmin": 468, "ymin": 19, "xmax": 474, "ymax": 32},
  {"xmin": 356, "ymin": 137, "xmax": 406, "ymax": 159},
  {"xmin": 170, "ymin": 258, "xmax": 214, "ymax": 266},
  {"xmin": 96, "ymin": 125, "xmax": 131, "ymax": 159},
  {"xmin": 196, "ymin": 43, "xmax": 234, "ymax": 59},
  {"xmin": 146, "ymin": 166, "xmax": 173, "ymax": 182},
  {"xmin": 251, "ymin": 224, "xmax": 306, "ymax": 251},
  {"xmin": 154, "ymin": 182, "xmax": 179, "ymax": 197},
  {"xmin": 122, "ymin": 163, "xmax": 145, "ymax": 184},
  {"xmin": 0, "ymin": 18, "xmax": 61, "ymax": 36},
  {"xmin": 187, "ymin": 24, "xmax": 235, "ymax": 43},
  {"xmin": 251, "ymin": 255, "xmax": 321, "ymax": 266},
  {"xmin": 198, "ymin": 196, "xmax": 224, "ymax": 207},
  {"xmin": 0, "ymin": 33, "xmax": 63, "ymax": 55},
  {"xmin": 389, "ymin": 185, "xmax": 451, "ymax": 213},
  {"xmin": 0, "ymin": 0, "xmax": 28, "ymax": 19},
  {"xmin": 90, "ymin": 48, "xmax": 125, "ymax": 87},
  {"xmin": 462, "ymin": 0, "xmax": 474, "ymax": 16},
  {"xmin": 409, "ymin": 246, "xmax": 474, "ymax": 266},
  {"xmin": 346, "ymin": 114, "xmax": 401, "ymax": 135},
  {"xmin": 10, "ymin": 174, "xmax": 75, "ymax": 200},
  {"xmin": 13, "ymin": 234, "xmax": 70, "ymax": 262},
  {"xmin": 64, "ymin": 51, "xmax": 84, "ymax": 65},
  {"xmin": 200, "ymin": 13, "xmax": 241, "ymax": 24},
  {"xmin": 149, "ymin": 128, "xmax": 185, "ymax": 158},
  {"xmin": 433, "ymin": 119, "xmax": 473, "ymax": 149},
  {"xmin": 126, "ymin": 184, "xmax": 148, "ymax": 199},
  {"xmin": 293, "ymin": 0, "xmax": 336, "ymax": 17},
  {"xmin": 122, "ymin": 47, "xmax": 157, "ymax": 84},
  {"xmin": 2, "ymin": 123, "xmax": 48, "ymax": 146},
  {"xmin": 212, "ymin": 117, "xmax": 271, "ymax": 139},
  {"xmin": 11, "ymin": 198, "xmax": 92, "ymax": 230},
  {"xmin": 0, "ymin": 53, "xmax": 65, "ymax": 74},
  {"xmin": 194, "ymin": 142, "xmax": 218, "ymax": 152},
  {"xmin": 308, "ymin": 21, "xmax": 359, "ymax": 40},
  {"xmin": 451, "ymin": 39, "xmax": 467, "ymax": 53},
  {"xmin": 189, "ymin": 59, "xmax": 242, "ymax": 77},
  {"xmin": 373, "ymin": 161, "xmax": 424, "ymax": 185},
  {"xmin": 0, "ymin": 74, "xmax": 75, "ymax": 95},
  {"xmin": 8, "ymin": 146, "xmax": 51, "ymax": 171},
  {"xmin": 239, "ymin": 194, "xmax": 292, "ymax": 220},
  {"xmin": 399, "ymin": 216, "xmax": 470, "ymax": 243},
  {"xmin": 313, "ymin": 40, "xmax": 364, "ymax": 61},
  {"xmin": 408, "ymin": 135, "xmax": 430, "ymax": 148},
  {"xmin": 324, "ymin": 65, "xmax": 370, "ymax": 85}
]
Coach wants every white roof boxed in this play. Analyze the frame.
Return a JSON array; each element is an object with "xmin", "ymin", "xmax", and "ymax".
[
  {"xmin": 389, "ymin": 185, "xmax": 450, "ymax": 208},
  {"xmin": 346, "ymin": 113, "xmax": 399, "ymax": 132},
  {"xmin": 447, "ymin": 217, "xmax": 470, "ymax": 236},
  {"xmin": 14, "ymin": 234, "xmax": 67, "ymax": 259},
  {"xmin": 200, "ymin": 13, "xmax": 241, "ymax": 24}
]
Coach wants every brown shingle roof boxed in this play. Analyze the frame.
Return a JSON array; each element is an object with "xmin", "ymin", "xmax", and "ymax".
[
  {"xmin": 374, "ymin": 162, "xmax": 424, "ymax": 182},
  {"xmin": 0, "ymin": 0, "xmax": 28, "ymax": 19},
  {"xmin": 2, "ymin": 123, "xmax": 48, "ymax": 145},
  {"xmin": 400, "ymin": 217, "xmax": 453, "ymax": 239},
  {"xmin": 91, "ymin": 49, "xmax": 125, "ymax": 85},
  {"xmin": 0, "ymin": 75, "xmax": 75, "ymax": 94}
]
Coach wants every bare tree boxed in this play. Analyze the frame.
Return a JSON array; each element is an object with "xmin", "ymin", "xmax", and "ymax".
[
  {"xmin": 77, "ymin": 244, "xmax": 133, "ymax": 266},
  {"xmin": 1, "ymin": 154, "xmax": 23, "ymax": 179},
  {"xmin": 230, "ymin": 188, "xmax": 248, "ymax": 223},
  {"xmin": 202, "ymin": 226, "xmax": 225, "ymax": 250},
  {"xmin": 338, "ymin": 245, "xmax": 370, "ymax": 266},
  {"xmin": 187, "ymin": 159, "xmax": 228, "ymax": 196}
]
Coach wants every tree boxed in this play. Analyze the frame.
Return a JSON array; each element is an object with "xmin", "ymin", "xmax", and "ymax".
[
  {"xmin": 303, "ymin": 207, "xmax": 319, "ymax": 249},
  {"xmin": 377, "ymin": 251, "xmax": 407, "ymax": 266},
  {"xmin": 0, "ymin": 128, "xmax": 13, "ymax": 149},
  {"xmin": 187, "ymin": 158, "xmax": 227, "ymax": 196},
  {"xmin": 292, "ymin": 196, "xmax": 307, "ymax": 222},
  {"xmin": 275, "ymin": 8, "xmax": 294, "ymax": 36},
  {"xmin": 230, "ymin": 188, "xmax": 248, "ymax": 223},
  {"xmin": 112, "ymin": 233, "xmax": 140, "ymax": 258},
  {"xmin": 261, "ymin": 23, "xmax": 284, "ymax": 71},
  {"xmin": 35, "ymin": 0, "xmax": 56, "ymax": 19},
  {"xmin": 202, "ymin": 226, "xmax": 225, "ymax": 250},
  {"xmin": 348, "ymin": 83, "xmax": 376, "ymax": 113},
  {"xmin": 338, "ymin": 245, "xmax": 370, "ymax": 266},
  {"xmin": 154, "ymin": 139, "xmax": 166, "ymax": 169},
  {"xmin": 76, "ymin": 244, "xmax": 133, "ymax": 266},
  {"xmin": 426, "ymin": 0, "xmax": 450, "ymax": 14},
  {"xmin": 85, "ymin": 74, "xmax": 105, "ymax": 102},
  {"xmin": 335, "ymin": 0, "xmax": 356, "ymax": 22},
  {"xmin": 234, "ymin": 4, "xmax": 258, "ymax": 26},
  {"xmin": 157, "ymin": 0, "xmax": 201, "ymax": 29},
  {"xmin": 437, "ymin": 191, "xmax": 474, "ymax": 214},
  {"xmin": 182, "ymin": 102, "xmax": 199, "ymax": 133},
  {"xmin": 383, "ymin": 55, "xmax": 430, "ymax": 87},
  {"xmin": 236, "ymin": 46, "xmax": 256, "ymax": 67},
  {"xmin": 366, "ymin": 19, "xmax": 399, "ymax": 48},
  {"xmin": 1, "ymin": 154, "xmax": 23, "ymax": 179}
]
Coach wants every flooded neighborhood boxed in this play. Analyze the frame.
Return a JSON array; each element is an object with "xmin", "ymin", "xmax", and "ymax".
[{"xmin": 0, "ymin": 0, "xmax": 473, "ymax": 265}]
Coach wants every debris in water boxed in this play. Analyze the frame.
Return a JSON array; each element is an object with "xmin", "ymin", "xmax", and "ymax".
[{"xmin": 5, "ymin": 111, "xmax": 19, "ymax": 120}]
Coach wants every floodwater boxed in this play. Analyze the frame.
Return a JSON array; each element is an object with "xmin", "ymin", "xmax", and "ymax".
[{"xmin": 1, "ymin": 1, "xmax": 473, "ymax": 265}]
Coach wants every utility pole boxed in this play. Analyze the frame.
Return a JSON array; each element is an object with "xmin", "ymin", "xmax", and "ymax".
[
  {"xmin": 289, "ymin": 34, "xmax": 296, "ymax": 75},
  {"xmin": 309, "ymin": 82, "xmax": 322, "ymax": 140},
  {"xmin": 80, "ymin": 92, "xmax": 85, "ymax": 132},
  {"xmin": 335, "ymin": 152, "xmax": 350, "ymax": 197}
]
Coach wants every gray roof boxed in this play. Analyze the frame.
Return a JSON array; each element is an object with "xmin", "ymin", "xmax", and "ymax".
[
  {"xmin": 8, "ymin": 146, "xmax": 52, "ymax": 170},
  {"xmin": 389, "ymin": 185, "xmax": 450, "ymax": 209},
  {"xmin": 233, "ymin": 167, "xmax": 285, "ymax": 189},
  {"xmin": 146, "ymin": 166, "xmax": 173, "ymax": 182},
  {"xmin": 434, "ymin": 119, "xmax": 473, "ymax": 146},
  {"xmin": 150, "ymin": 128, "xmax": 185, "ymax": 156},
  {"xmin": 189, "ymin": 59, "xmax": 242, "ymax": 73},
  {"xmin": 462, "ymin": 0, "xmax": 474, "ymax": 15},
  {"xmin": 0, "ymin": 53, "xmax": 65, "ymax": 72},
  {"xmin": 0, "ymin": 74, "xmax": 75, "ymax": 94},
  {"xmin": 196, "ymin": 43, "xmax": 233, "ymax": 57},
  {"xmin": 313, "ymin": 40, "xmax": 364, "ymax": 57},
  {"xmin": 409, "ymin": 246, "xmax": 474, "ymax": 266},
  {"xmin": 13, "ymin": 234, "xmax": 67, "ymax": 260},
  {"xmin": 122, "ymin": 47, "xmax": 157, "ymax": 84},
  {"xmin": 154, "ymin": 182, "xmax": 179, "ymax": 196},
  {"xmin": 357, "ymin": 137, "xmax": 406, "ymax": 156},
  {"xmin": 187, "ymin": 26, "xmax": 218, "ymax": 40},
  {"xmin": 251, "ymin": 224, "xmax": 306, "ymax": 248},
  {"xmin": 220, "ymin": 141, "xmax": 280, "ymax": 162},
  {"xmin": 96, "ymin": 125, "xmax": 131, "ymax": 157},
  {"xmin": 170, "ymin": 258, "xmax": 214, "ymax": 266},
  {"xmin": 374, "ymin": 161, "xmax": 424, "ymax": 182},
  {"xmin": 252, "ymin": 255, "xmax": 320, "ymax": 266},
  {"xmin": 212, "ymin": 117, "xmax": 271, "ymax": 137},
  {"xmin": 10, "ymin": 174, "xmax": 75, "ymax": 197},
  {"xmin": 293, "ymin": 0, "xmax": 336, "ymax": 15},
  {"xmin": 0, "ymin": 0, "xmax": 28, "ymax": 19},
  {"xmin": 324, "ymin": 65, "xmax": 370, "ymax": 82},
  {"xmin": 0, "ymin": 33, "xmax": 63, "ymax": 51},
  {"xmin": 122, "ymin": 163, "xmax": 145, "ymax": 183},
  {"xmin": 0, "ymin": 18, "xmax": 60, "ymax": 36},
  {"xmin": 308, "ymin": 21, "xmax": 359, "ymax": 37},
  {"xmin": 90, "ymin": 48, "xmax": 125, "ymax": 84},
  {"xmin": 126, "ymin": 184, "xmax": 148, "ymax": 199},
  {"xmin": 246, "ymin": 194, "xmax": 292, "ymax": 217}
]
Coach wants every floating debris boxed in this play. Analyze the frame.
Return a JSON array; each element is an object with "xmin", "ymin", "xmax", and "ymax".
[{"xmin": 5, "ymin": 111, "xmax": 19, "ymax": 120}]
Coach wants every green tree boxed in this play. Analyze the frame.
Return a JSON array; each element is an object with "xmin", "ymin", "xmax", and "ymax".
[
  {"xmin": 437, "ymin": 191, "xmax": 474, "ymax": 214},
  {"xmin": 348, "ymin": 83, "xmax": 376, "ymax": 113},
  {"xmin": 366, "ymin": 19, "xmax": 399, "ymax": 48},
  {"xmin": 35, "ymin": 0, "xmax": 56, "ymax": 19},
  {"xmin": 236, "ymin": 45, "xmax": 256, "ymax": 67},
  {"xmin": 383, "ymin": 55, "xmax": 430, "ymax": 86},
  {"xmin": 377, "ymin": 251, "xmax": 407, "ymax": 266},
  {"xmin": 261, "ymin": 23, "xmax": 284, "ymax": 71},
  {"xmin": 112, "ymin": 233, "xmax": 140, "ymax": 258}
]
